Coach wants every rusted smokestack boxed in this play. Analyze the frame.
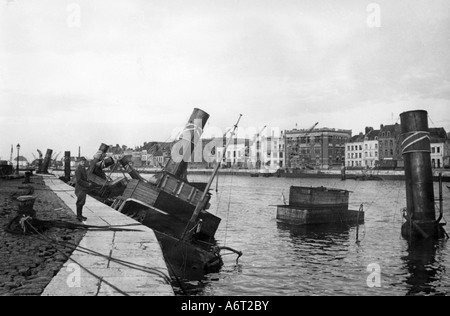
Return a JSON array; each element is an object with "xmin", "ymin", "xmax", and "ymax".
[
  {"xmin": 39, "ymin": 149, "xmax": 53, "ymax": 174},
  {"xmin": 400, "ymin": 110, "xmax": 444, "ymax": 239},
  {"xmin": 88, "ymin": 143, "xmax": 110, "ymax": 176},
  {"xmin": 165, "ymin": 108, "xmax": 210, "ymax": 179}
]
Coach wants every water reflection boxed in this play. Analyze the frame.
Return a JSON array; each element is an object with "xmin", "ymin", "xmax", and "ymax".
[
  {"xmin": 276, "ymin": 221, "xmax": 356, "ymax": 244},
  {"xmin": 402, "ymin": 239, "xmax": 448, "ymax": 296}
]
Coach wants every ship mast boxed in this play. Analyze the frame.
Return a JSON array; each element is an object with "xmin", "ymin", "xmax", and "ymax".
[{"xmin": 181, "ymin": 114, "xmax": 243, "ymax": 241}]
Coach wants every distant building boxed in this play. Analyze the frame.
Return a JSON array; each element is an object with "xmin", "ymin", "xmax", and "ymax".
[
  {"xmin": 153, "ymin": 151, "xmax": 170, "ymax": 168},
  {"xmin": 378, "ymin": 123, "xmax": 402, "ymax": 167},
  {"xmin": 345, "ymin": 134, "xmax": 365, "ymax": 168},
  {"xmin": 217, "ymin": 143, "xmax": 247, "ymax": 168},
  {"xmin": 285, "ymin": 127, "xmax": 351, "ymax": 169},
  {"xmin": 344, "ymin": 127, "xmax": 380, "ymax": 169},
  {"xmin": 429, "ymin": 127, "xmax": 447, "ymax": 169},
  {"xmin": 363, "ymin": 128, "xmax": 380, "ymax": 168},
  {"xmin": 249, "ymin": 133, "xmax": 284, "ymax": 171}
]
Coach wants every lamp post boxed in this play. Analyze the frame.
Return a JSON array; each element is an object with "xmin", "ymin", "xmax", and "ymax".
[{"xmin": 16, "ymin": 144, "xmax": 21, "ymax": 174}]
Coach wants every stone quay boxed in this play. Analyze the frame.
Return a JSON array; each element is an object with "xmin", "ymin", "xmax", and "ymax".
[{"xmin": 0, "ymin": 174, "xmax": 174, "ymax": 296}]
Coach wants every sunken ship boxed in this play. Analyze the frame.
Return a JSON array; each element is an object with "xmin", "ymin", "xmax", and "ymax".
[{"xmin": 77, "ymin": 108, "xmax": 242, "ymax": 281}]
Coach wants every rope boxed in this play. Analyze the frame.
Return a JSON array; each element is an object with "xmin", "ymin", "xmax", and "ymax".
[
  {"xmin": 401, "ymin": 131, "xmax": 431, "ymax": 155},
  {"xmin": 25, "ymin": 221, "xmax": 172, "ymax": 285},
  {"xmin": 223, "ymin": 165, "xmax": 235, "ymax": 247},
  {"xmin": 26, "ymin": 223, "xmax": 130, "ymax": 296},
  {"xmin": 6, "ymin": 212, "xmax": 173, "ymax": 290}
]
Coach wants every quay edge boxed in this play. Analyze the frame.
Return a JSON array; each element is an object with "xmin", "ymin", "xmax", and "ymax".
[{"xmin": 40, "ymin": 175, "xmax": 174, "ymax": 296}]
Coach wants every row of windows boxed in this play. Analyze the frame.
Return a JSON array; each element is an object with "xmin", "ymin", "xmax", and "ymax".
[
  {"xmin": 347, "ymin": 144, "xmax": 379, "ymax": 151},
  {"xmin": 348, "ymin": 152, "xmax": 378, "ymax": 159},
  {"xmin": 287, "ymin": 136, "xmax": 349, "ymax": 144},
  {"xmin": 348, "ymin": 160, "xmax": 376, "ymax": 167},
  {"xmin": 379, "ymin": 140, "xmax": 394, "ymax": 148}
]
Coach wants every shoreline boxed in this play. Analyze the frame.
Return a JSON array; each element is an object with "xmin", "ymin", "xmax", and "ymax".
[
  {"xmin": 0, "ymin": 174, "xmax": 174, "ymax": 296},
  {"xmin": 51, "ymin": 167, "xmax": 450, "ymax": 182},
  {"xmin": 0, "ymin": 175, "xmax": 85, "ymax": 296}
]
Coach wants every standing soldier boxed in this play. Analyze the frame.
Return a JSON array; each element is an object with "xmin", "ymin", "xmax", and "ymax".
[{"xmin": 75, "ymin": 157, "xmax": 91, "ymax": 222}]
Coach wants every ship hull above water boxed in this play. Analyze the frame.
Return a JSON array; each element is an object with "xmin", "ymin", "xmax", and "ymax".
[{"xmin": 155, "ymin": 232, "xmax": 223, "ymax": 281}]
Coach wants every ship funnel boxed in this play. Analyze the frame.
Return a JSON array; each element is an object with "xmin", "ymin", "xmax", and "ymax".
[
  {"xmin": 165, "ymin": 108, "xmax": 210, "ymax": 179},
  {"xmin": 88, "ymin": 143, "xmax": 110, "ymax": 178},
  {"xmin": 38, "ymin": 149, "xmax": 53, "ymax": 174},
  {"xmin": 400, "ymin": 110, "xmax": 445, "ymax": 239}
]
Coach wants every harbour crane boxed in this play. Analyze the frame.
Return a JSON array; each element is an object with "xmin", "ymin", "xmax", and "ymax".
[
  {"xmin": 288, "ymin": 122, "xmax": 319, "ymax": 169},
  {"xmin": 257, "ymin": 125, "xmax": 267, "ymax": 138},
  {"xmin": 306, "ymin": 122, "xmax": 319, "ymax": 136}
]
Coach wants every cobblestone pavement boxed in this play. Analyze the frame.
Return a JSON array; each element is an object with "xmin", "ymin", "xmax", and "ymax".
[{"xmin": 0, "ymin": 175, "xmax": 85, "ymax": 296}]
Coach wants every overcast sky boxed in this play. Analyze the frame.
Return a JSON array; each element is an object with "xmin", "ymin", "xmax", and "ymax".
[{"xmin": 1, "ymin": 0, "xmax": 450, "ymax": 161}]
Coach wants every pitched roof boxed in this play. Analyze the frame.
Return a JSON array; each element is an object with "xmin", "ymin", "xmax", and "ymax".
[
  {"xmin": 349, "ymin": 134, "xmax": 364, "ymax": 143},
  {"xmin": 429, "ymin": 127, "xmax": 447, "ymax": 139},
  {"xmin": 429, "ymin": 127, "xmax": 447, "ymax": 142},
  {"xmin": 366, "ymin": 129, "xmax": 380, "ymax": 140}
]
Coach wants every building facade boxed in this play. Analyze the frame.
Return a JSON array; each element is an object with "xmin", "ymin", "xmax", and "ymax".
[
  {"xmin": 345, "ymin": 127, "xmax": 380, "ymax": 168},
  {"xmin": 430, "ymin": 128, "xmax": 447, "ymax": 169},
  {"xmin": 378, "ymin": 123, "xmax": 402, "ymax": 167},
  {"xmin": 249, "ymin": 134, "xmax": 284, "ymax": 171},
  {"xmin": 285, "ymin": 127, "xmax": 351, "ymax": 169},
  {"xmin": 217, "ymin": 143, "xmax": 247, "ymax": 168},
  {"xmin": 363, "ymin": 128, "xmax": 380, "ymax": 168},
  {"xmin": 345, "ymin": 134, "xmax": 364, "ymax": 168}
]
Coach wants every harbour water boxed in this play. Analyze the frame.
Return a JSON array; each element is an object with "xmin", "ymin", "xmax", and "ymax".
[{"xmin": 171, "ymin": 174, "xmax": 450, "ymax": 296}]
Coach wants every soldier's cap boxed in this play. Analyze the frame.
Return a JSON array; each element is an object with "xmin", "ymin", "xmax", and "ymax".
[{"xmin": 79, "ymin": 157, "xmax": 87, "ymax": 161}]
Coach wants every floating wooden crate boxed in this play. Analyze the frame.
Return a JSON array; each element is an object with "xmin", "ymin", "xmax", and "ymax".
[
  {"xmin": 289, "ymin": 186, "xmax": 349, "ymax": 210},
  {"xmin": 277, "ymin": 186, "xmax": 363, "ymax": 225}
]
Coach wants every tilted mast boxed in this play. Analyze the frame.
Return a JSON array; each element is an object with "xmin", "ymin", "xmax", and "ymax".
[{"xmin": 181, "ymin": 114, "xmax": 243, "ymax": 241}]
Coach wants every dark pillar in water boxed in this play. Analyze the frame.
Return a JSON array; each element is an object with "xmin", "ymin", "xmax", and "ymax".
[
  {"xmin": 341, "ymin": 163, "xmax": 346, "ymax": 181},
  {"xmin": 119, "ymin": 156, "xmax": 147, "ymax": 182},
  {"xmin": 164, "ymin": 108, "xmax": 210, "ymax": 180},
  {"xmin": 400, "ymin": 110, "xmax": 444, "ymax": 239},
  {"xmin": 40, "ymin": 149, "xmax": 53, "ymax": 174},
  {"xmin": 64, "ymin": 151, "xmax": 71, "ymax": 181}
]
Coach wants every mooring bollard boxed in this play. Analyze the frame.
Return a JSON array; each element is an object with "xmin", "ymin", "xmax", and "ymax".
[
  {"xmin": 16, "ymin": 195, "xmax": 37, "ymax": 218},
  {"xmin": 64, "ymin": 151, "xmax": 71, "ymax": 182},
  {"xmin": 23, "ymin": 171, "xmax": 32, "ymax": 184}
]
